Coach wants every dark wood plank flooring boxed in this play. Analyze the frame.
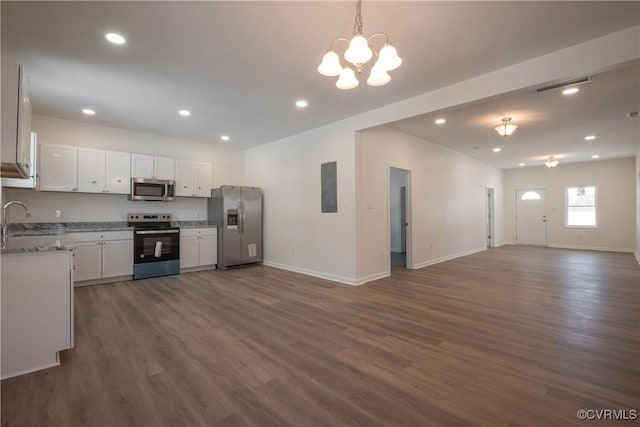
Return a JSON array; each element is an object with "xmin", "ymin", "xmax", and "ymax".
[{"xmin": 2, "ymin": 246, "xmax": 639, "ymax": 426}]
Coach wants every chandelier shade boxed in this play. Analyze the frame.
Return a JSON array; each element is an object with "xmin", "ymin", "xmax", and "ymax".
[
  {"xmin": 336, "ymin": 66, "xmax": 359, "ymax": 90},
  {"xmin": 317, "ymin": 50, "xmax": 342, "ymax": 76},
  {"xmin": 495, "ymin": 117, "xmax": 518, "ymax": 137},
  {"xmin": 318, "ymin": 0, "xmax": 402, "ymax": 89}
]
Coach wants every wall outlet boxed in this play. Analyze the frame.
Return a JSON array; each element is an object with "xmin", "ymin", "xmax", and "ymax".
[{"xmin": 54, "ymin": 209, "xmax": 61, "ymax": 218}]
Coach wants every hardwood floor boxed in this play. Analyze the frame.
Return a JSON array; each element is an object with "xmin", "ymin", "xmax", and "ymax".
[{"xmin": 2, "ymin": 246, "xmax": 639, "ymax": 426}]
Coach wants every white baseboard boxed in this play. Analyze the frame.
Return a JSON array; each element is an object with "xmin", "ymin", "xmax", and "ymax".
[
  {"xmin": 547, "ymin": 244, "xmax": 633, "ymax": 253},
  {"xmin": 412, "ymin": 247, "xmax": 487, "ymax": 270},
  {"xmin": 262, "ymin": 261, "xmax": 368, "ymax": 286},
  {"xmin": 1, "ymin": 360, "xmax": 60, "ymax": 380},
  {"xmin": 634, "ymin": 251, "xmax": 640, "ymax": 264}
]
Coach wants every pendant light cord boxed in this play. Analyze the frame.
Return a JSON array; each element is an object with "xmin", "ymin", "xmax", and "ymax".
[{"xmin": 353, "ymin": 0, "xmax": 363, "ymax": 35}]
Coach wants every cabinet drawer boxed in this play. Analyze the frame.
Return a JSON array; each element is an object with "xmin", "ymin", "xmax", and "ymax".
[
  {"xmin": 70, "ymin": 230, "xmax": 133, "ymax": 242},
  {"xmin": 180, "ymin": 227, "xmax": 217, "ymax": 237}
]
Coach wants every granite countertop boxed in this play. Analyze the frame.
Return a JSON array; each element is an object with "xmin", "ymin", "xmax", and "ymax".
[
  {"xmin": 1, "ymin": 245, "xmax": 73, "ymax": 255},
  {"xmin": 7, "ymin": 221, "xmax": 217, "ymax": 237}
]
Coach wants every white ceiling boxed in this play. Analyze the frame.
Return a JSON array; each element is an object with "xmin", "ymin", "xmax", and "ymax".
[{"xmin": 2, "ymin": 1, "xmax": 639, "ymax": 167}]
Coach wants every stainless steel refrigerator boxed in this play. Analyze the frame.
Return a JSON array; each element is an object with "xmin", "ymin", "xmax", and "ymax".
[{"xmin": 208, "ymin": 186, "xmax": 263, "ymax": 269}]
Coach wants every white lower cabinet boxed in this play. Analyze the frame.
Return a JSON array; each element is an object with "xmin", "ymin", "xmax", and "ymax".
[
  {"xmin": 180, "ymin": 228, "xmax": 217, "ymax": 270},
  {"xmin": 1, "ymin": 250, "xmax": 74, "ymax": 379},
  {"xmin": 72, "ymin": 231, "xmax": 133, "ymax": 283}
]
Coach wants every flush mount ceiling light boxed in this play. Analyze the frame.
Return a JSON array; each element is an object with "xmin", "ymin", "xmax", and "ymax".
[
  {"xmin": 220, "ymin": 135, "xmax": 230, "ymax": 141},
  {"xmin": 492, "ymin": 147, "xmax": 501, "ymax": 153},
  {"xmin": 105, "ymin": 32, "xmax": 126, "ymax": 45},
  {"xmin": 545, "ymin": 156, "xmax": 559, "ymax": 168},
  {"xmin": 562, "ymin": 87, "xmax": 579, "ymax": 95},
  {"xmin": 317, "ymin": 0, "xmax": 402, "ymax": 89},
  {"xmin": 178, "ymin": 109, "xmax": 191, "ymax": 116},
  {"xmin": 435, "ymin": 118, "xmax": 446, "ymax": 125},
  {"xmin": 584, "ymin": 135, "xmax": 596, "ymax": 141},
  {"xmin": 495, "ymin": 117, "xmax": 518, "ymax": 137},
  {"xmin": 295, "ymin": 99, "xmax": 308, "ymax": 108},
  {"xmin": 82, "ymin": 108, "xmax": 96, "ymax": 115}
]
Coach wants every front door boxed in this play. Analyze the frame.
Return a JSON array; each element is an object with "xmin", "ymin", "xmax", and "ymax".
[{"xmin": 516, "ymin": 189, "xmax": 547, "ymax": 246}]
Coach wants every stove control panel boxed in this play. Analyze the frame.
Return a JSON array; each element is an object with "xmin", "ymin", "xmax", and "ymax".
[{"xmin": 127, "ymin": 213, "xmax": 172, "ymax": 223}]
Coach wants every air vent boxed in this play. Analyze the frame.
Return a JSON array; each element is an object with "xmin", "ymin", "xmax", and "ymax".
[
  {"xmin": 627, "ymin": 112, "xmax": 639, "ymax": 118},
  {"xmin": 536, "ymin": 76, "xmax": 591, "ymax": 93}
]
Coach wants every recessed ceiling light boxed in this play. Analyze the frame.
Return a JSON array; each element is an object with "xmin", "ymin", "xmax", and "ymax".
[
  {"xmin": 518, "ymin": 163, "xmax": 525, "ymax": 167},
  {"xmin": 82, "ymin": 108, "xmax": 96, "ymax": 115},
  {"xmin": 435, "ymin": 118, "xmax": 446, "ymax": 125},
  {"xmin": 493, "ymin": 147, "xmax": 501, "ymax": 153},
  {"xmin": 220, "ymin": 135, "xmax": 230, "ymax": 141},
  {"xmin": 295, "ymin": 99, "xmax": 308, "ymax": 108},
  {"xmin": 584, "ymin": 135, "xmax": 596, "ymax": 141},
  {"xmin": 591, "ymin": 154, "xmax": 600, "ymax": 159},
  {"xmin": 562, "ymin": 87, "xmax": 579, "ymax": 95},
  {"xmin": 178, "ymin": 109, "xmax": 191, "ymax": 117},
  {"xmin": 105, "ymin": 33, "xmax": 126, "ymax": 45}
]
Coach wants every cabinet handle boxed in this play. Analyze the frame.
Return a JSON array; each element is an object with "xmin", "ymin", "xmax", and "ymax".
[
  {"xmin": 184, "ymin": 185, "xmax": 188, "ymax": 189},
  {"xmin": 92, "ymin": 180, "xmax": 97, "ymax": 184},
  {"xmin": 117, "ymin": 179, "xmax": 122, "ymax": 183},
  {"xmin": 72, "ymin": 188, "xmax": 77, "ymax": 192}
]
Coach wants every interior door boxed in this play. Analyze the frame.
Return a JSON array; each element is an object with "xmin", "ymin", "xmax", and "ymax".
[{"xmin": 516, "ymin": 189, "xmax": 547, "ymax": 246}]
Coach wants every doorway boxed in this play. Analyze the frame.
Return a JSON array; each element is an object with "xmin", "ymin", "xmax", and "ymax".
[
  {"xmin": 515, "ymin": 189, "xmax": 547, "ymax": 246},
  {"xmin": 486, "ymin": 187, "xmax": 494, "ymax": 248},
  {"xmin": 389, "ymin": 167, "xmax": 411, "ymax": 270}
]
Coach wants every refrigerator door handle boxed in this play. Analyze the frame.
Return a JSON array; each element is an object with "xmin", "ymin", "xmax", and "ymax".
[{"xmin": 240, "ymin": 201, "xmax": 245, "ymax": 234}]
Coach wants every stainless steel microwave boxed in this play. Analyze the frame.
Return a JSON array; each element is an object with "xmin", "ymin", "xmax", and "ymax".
[{"xmin": 129, "ymin": 178, "xmax": 176, "ymax": 201}]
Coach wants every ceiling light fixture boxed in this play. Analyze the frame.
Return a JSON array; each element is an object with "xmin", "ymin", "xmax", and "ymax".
[
  {"xmin": 518, "ymin": 163, "xmax": 526, "ymax": 167},
  {"xmin": 105, "ymin": 33, "xmax": 126, "ymax": 45},
  {"xmin": 178, "ymin": 110, "xmax": 191, "ymax": 116},
  {"xmin": 584, "ymin": 135, "xmax": 596, "ymax": 141},
  {"xmin": 435, "ymin": 118, "xmax": 446, "ymax": 125},
  {"xmin": 591, "ymin": 154, "xmax": 600, "ymax": 159},
  {"xmin": 545, "ymin": 156, "xmax": 559, "ymax": 168},
  {"xmin": 295, "ymin": 100, "xmax": 308, "ymax": 108},
  {"xmin": 495, "ymin": 117, "xmax": 518, "ymax": 137},
  {"xmin": 317, "ymin": 0, "xmax": 402, "ymax": 89},
  {"xmin": 82, "ymin": 108, "xmax": 96, "ymax": 115},
  {"xmin": 562, "ymin": 87, "xmax": 579, "ymax": 95},
  {"xmin": 220, "ymin": 135, "xmax": 230, "ymax": 141},
  {"xmin": 493, "ymin": 147, "xmax": 501, "ymax": 153}
]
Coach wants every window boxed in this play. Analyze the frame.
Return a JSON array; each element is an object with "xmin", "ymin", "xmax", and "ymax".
[
  {"xmin": 520, "ymin": 191, "xmax": 541, "ymax": 200},
  {"xmin": 566, "ymin": 186, "xmax": 597, "ymax": 227}
]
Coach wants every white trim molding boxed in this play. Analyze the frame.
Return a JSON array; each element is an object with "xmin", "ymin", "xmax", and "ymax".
[
  {"xmin": 547, "ymin": 244, "xmax": 634, "ymax": 253},
  {"xmin": 413, "ymin": 247, "xmax": 487, "ymax": 270},
  {"xmin": 262, "ymin": 261, "xmax": 384, "ymax": 286}
]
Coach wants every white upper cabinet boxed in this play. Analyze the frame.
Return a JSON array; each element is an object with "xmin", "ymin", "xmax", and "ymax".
[
  {"xmin": 154, "ymin": 156, "xmax": 175, "ymax": 180},
  {"xmin": 78, "ymin": 148, "xmax": 130, "ymax": 194},
  {"xmin": 175, "ymin": 159, "xmax": 211, "ymax": 197},
  {"xmin": 39, "ymin": 143, "xmax": 78, "ymax": 192},
  {"xmin": 175, "ymin": 159, "xmax": 194, "ymax": 197},
  {"xmin": 106, "ymin": 151, "xmax": 130, "ymax": 194},
  {"xmin": 1, "ymin": 58, "xmax": 32, "ymax": 179},
  {"xmin": 131, "ymin": 154, "xmax": 174, "ymax": 180},
  {"xmin": 78, "ymin": 148, "xmax": 106, "ymax": 193},
  {"xmin": 193, "ymin": 161, "xmax": 212, "ymax": 197},
  {"xmin": 130, "ymin": 154, "xmax": 154, "ymax": 178}
]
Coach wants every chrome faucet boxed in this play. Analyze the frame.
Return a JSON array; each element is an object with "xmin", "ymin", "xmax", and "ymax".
[{"xmin": 2, "ymin": 201, "xmax": 32, "ymax": 248}]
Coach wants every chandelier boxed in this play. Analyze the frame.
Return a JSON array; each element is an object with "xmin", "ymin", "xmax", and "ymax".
[
  {"xmin": 545, "ymin": 156, "xmax": 559, "ymax": 168},
  {"xmin": 495, "ymin": 117, "xmax": 518, "ymax": 137},
  {"xmin": 317, "ymin": 0, "xmax": 402, "ymax": 89}
]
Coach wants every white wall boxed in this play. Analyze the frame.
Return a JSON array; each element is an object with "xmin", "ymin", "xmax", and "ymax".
[
  {"xmin": 356, "ymin": 127, "xmax": 504, "ymax": 281},
  {"xmin": 503, "ymin": 157, "xmax": 636, "ymax": 252},
  {"xmin": 244, "ymin": 121, "xmax": 357, "ymax": 284},
  {"xmin": 3, "ymin": 115, "xmax": 245, "ymax": 222},
  {"xmin": 389, "ymin": 168, "xmax": 408, "ymax": 253}
]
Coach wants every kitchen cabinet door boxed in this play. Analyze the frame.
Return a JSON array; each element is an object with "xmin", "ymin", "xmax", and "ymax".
[
  {"xmin": 106, "ymin": 151, "xmax": 130, "ymax": 194},
  {"xmin": 102, "ymin": 239, "xmax": 133, "ymax": 278},
  {"xmin": 73, "ymin": 241, "xmax": 102, "ymax": 281},
  {"xmin": 199, "ymin": 233, "xmax": 217, "ymax": 266},
  {"xmin": 78, "ymin": 148, "xmax": 106, "ymax": 193},
  {"xmin": 193, "ymin": 162, "xmax": 212, "ymax": 197},
  {"xmin": 180, "ymin": 235, "xmax": 200, "ymax": 269},
  {"xmin": 131, "ymin": 154, "xmax": 154, "ymax": 178},
  {"xmin": 39, "ymin": 143, "xmax": 78, "ymax": 192},
  {"xmin": 174, "ymin": 159, "xmax": 194, "ymax": 197},
  {"xmin": 154, "ymin": 156, "xmax": 175, "ymax": 180}
]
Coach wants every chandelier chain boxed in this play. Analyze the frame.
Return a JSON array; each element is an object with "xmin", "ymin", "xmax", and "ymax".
[{"xmin": 353, "ymin": 0, "xmax": 364, "ymax": 35}]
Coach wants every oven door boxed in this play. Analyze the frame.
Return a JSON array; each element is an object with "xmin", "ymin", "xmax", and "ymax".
[{"xmin": 134, "ymin": 228, "xmax": 180, "ymax": 263}]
